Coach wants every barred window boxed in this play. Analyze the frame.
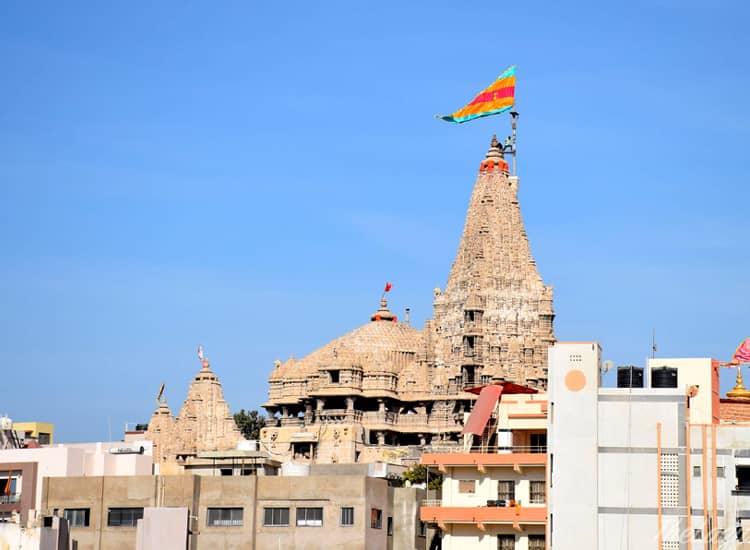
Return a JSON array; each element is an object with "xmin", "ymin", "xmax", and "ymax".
[
  {"xmin": 107, "ymin": 508, "xmax": 143, "ymax": 527},
  {"xmin": 207, "ymin": 508, "xmax": 243, "ymax": 527},
  {"xmin": 497, "ymin": 481, "xmax": 515, "ymax": 502},
  {"xmin": 263, "ymin": 507, "xmax": 289, "ymax": 527},
  {"xmin": 529, "ymin": 534, "xmax": 545, "ymax": 550},
  {"xmin": 340, "ymin": 507, "xmax": 354, "ymax": 526},
  {"xmin": 498, "ymin": 534, "xmax": 515, "ymax": 550},
  {"xmin": 63, "ymin": 509, "xmax": 89, "ymax": 527},
  {"xmin": 530, "ymin": 481, "xmax": 545, "ymax": 504},
  {"xmin": 296, "ymin": 507, "xmax": 323, "ymax": 527}
]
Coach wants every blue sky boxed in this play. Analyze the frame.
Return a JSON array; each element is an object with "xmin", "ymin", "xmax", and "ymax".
[{"xmin": 2, "ymin": 1, "xmax": 748, "ymax": 442}]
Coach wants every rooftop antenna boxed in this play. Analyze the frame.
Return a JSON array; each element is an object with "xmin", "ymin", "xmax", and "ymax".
[{"xmin": 652, "ymin": 328, "xmax": 657, "ymax": 359}]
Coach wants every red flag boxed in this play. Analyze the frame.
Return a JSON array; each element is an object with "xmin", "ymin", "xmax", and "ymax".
[
  {"xmin": 384, "ymin": 282, "xmax": 392, "ymax": 293},
  {"xmin": 3, "ymin": 473, "xmax": 12, "ymax": 496},
  {"xmin": 731, "ymin": 338, "xmax": 750, "ymax": 365}
]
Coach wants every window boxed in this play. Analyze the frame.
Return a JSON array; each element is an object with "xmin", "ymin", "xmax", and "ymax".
[
  {"xmin": 694, "ymin": 529, "xmax": 702, "ymax": 540},
  {"xmin": 340, "ymin": 507, "xmax": 354, "ymax": 526},
  {"xmin": 207, "ymin": 508, "xmax": 243, "ymax": 527},
  {"xmin": 329, "ymin": 370, "xmax": 340, "ymax": 383},
  {"xmin": 370, "ymin": 508, "xmax": 382, "ymax": 529},
  {"xmin": 717, "ymin": 466, "xmax": 725, "ymax": 478},
  {"xmin": 387, "ymin": 516, "xmax": 393, "ymax": 535},
  {"xmin": 263, "ymin": 507, "xmax": 289, "ymax": 527},
  {"xmin": 63, "ymin": 509, "xmax": 90, "ymax": 528},
  {"xmin": 0, "ymin": 512, "xmax": 12, "ymax": 523},
  {"xmin": 296, "ymin": 507, "xmax": 323, "ymax": 527},
  {"xmin": 530, "ymin": 433, "xmax": 547, "ymax": 453},
  {"xmin": 529, "ymin": 534, "xmax": 545, "ymax": 550},
  {"xmin": 107, "ymin": 508, "xmax": 144, "ymax": 527},
  {"xmin": 458, "ymin": 480, "xmax": 476, "ymax": 494},
  {"xmin": 693, "ymin": 465, "xmax": 701, "ymax": 477},
  {"xmin": 38, "ymin": 433, "xmax": 51, "ymax": 445},
  {"xmin": 419, "ymin": 521, "xmax": 427, "ymax": 537},
  {"xmin": 498, "ymin": 534, "xmax": 515, "ymax": 550},
  {"xmin": 220, "ymin": 468, "xmax": 233, "ymax": 476},
  {"xmin": 737, "ymin": 466, "xmax": 750, "ymax": 491},
  {"xmin": 530, "ymin": 481, "xmax": 545, "ymax": 504},
  {"xmin": 497, "ymin": 481, "xmax": 515, "ymax": 502}
]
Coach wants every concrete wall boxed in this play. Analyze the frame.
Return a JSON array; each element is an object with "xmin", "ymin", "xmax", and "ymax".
[{"xmin": 42, "ymin": 473, "xmax": 423, "ymax": 550}]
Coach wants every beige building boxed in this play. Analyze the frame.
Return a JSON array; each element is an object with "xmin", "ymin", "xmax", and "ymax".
[
  {"xmin": 262, "ymin": 136, "xmax": 555, "ymax": 464},
  {"xmin": 41, "ymin": 471, "xmax": 425, "ymax": 550},
  {"xmin": 421, "ymin": 385, "xmax": 548, "ymax": 550},
  {"xmin": 145, "ymin": 348, "xmax": 242, "ymax": 468}
]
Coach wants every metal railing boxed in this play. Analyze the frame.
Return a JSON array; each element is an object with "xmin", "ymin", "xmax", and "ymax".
[
  {"xmin": 0, "ymin": 495, "xmax": 20, "ymax": 504},
  {"xmin": 424, "ymin": 445, "xmax": 547, "ymax": 455}
]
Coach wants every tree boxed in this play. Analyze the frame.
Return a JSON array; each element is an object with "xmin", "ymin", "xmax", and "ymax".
[
  {"xmin": 402, "ymin": 463, "xmax": 443, "ymax": 490},
  {"xmin": 233, "ymin": 409, "xmax": 266, "ymax": 440}
]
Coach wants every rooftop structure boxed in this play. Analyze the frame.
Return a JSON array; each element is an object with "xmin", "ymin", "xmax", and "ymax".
[{"xmin": 262, "ymin": 136, "xmax": 555, "ymax": 464}]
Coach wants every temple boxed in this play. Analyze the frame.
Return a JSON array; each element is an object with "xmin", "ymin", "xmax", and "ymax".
[
  {"xmin": 261, "ymin": 136, "xmax": 556, "ymax": 464},
  {"xmin": 145, "ymin": 349, "xmax": 241, "ymax": 467}
]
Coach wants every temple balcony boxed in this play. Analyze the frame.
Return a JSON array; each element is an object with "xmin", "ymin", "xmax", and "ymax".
[
  {"xmin": 362, "ymin": 411, "xmax": 398, "ymax": 426},
  {"xmin": 314, "ymin": 409, "xmax": 363, "ymax": 424}
]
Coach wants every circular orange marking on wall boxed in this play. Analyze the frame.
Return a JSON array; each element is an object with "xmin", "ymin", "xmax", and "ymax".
[{"xmin": 565, "ymin": 369, "xmax": 586, "ymax": 392}]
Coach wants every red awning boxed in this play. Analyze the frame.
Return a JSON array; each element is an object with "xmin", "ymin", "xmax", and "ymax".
[{"xmin": 462, "ymin": 385, "xmax": 504, "ymax": 436}]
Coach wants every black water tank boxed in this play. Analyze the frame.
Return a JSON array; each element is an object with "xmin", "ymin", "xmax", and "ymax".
[
  {"xmin": 617, "ymin": 366, "xmax": 644, "ymax": 388},
  {"xmin": 651, "ymin": 366, "xmax": 678, "ymax": 388}
]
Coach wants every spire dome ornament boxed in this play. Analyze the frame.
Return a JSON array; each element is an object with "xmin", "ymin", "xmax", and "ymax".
[{"xmin": 727, "ymin": 366, "xmax": 750, "ymax": 399}]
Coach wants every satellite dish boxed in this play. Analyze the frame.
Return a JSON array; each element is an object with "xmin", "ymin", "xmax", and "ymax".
[{"xmin": 602, "ymin": 360, "xmax": 615, "ymax": 373}]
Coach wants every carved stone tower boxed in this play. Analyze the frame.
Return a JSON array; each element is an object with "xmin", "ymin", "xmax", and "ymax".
[{"xmin": 430, "ymin": 136, "xmax": 555, "ymax": 388}]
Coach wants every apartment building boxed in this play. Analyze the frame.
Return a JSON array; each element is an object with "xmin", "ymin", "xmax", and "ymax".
[{"xmin": 420, "ymin": 382, "xmax": 548, "ymax": 550}]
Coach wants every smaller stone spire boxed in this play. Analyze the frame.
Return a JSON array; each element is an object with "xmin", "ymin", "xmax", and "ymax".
[
  {"xmin": 727, "ymin": 366, "xmax": 750, "ymax": 399},
  {"xmin": 371, "ymin": 296, "xmax": 397, "ymax": 322}
]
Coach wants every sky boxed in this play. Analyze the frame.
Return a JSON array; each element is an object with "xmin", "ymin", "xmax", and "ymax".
[{"xmin": 1, "ymin": 1, "xmax": 749, "ymax": 442}]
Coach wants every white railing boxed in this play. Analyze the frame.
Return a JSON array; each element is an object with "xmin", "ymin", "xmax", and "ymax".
[{"xmin": 424, "ymin": 445, "xmax": 547, "ymax": 454}]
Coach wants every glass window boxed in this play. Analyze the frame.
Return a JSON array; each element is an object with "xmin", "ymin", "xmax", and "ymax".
[
  {"xmin": 296, "ymin": 507, "xmax": 323, "ymax": 527},
  {"xmin": 528, "ymin": 534, "xmax": 545, "ymax": 550},
  {"xmin": 38, "ymin": 433, "xmax": 51, "ymax": 445},
  {"xmin": 498, "ymin": 481, "xmax": 515, "ymax": 502},
  {"xmin": 498, "ymin": 534, "xmax": 515, "ymax": 550},
  {"xmin": 718, "ymin": 466, "xmax": 725, "ymax": 478},
  {"xmin": 63, "ymin": 509, "xmax": 90, "ymax": 528},
  {"xmin": 207, "ymin": 508, "xmax": 243, "ymax": 527},
  {"xmin": 458, "ymin": 480, "xmax": 476, "ymax": 494},
  {"xmin": 340, "ymin": 507, "xmax": 354, "ymax": 526},
  {"xmin": 530, "ymin": 433, "xmax": 547, "ymax": 453},
  {"xmin": 263, "ymin": 507, "xmax": 289, "ymax": 527},
  {"xmin": 530, "ymin": 481, "xmax": 545, "ymax": 504},
  {"xmin": 387, "ymin": 516, "xmax": 393, "ymax": 535},
  {"xmin": 107, "ymin": 508, "xmax": 144, "ymax": 527},
  {"xmin": 693, "ymin": 466, "xmax": 701, "ymax": 477},
  {"xmin": 418, "ymin": 521, "xmax": 427, "ymax": 537},
  {"xmin": 370, "ymin": 508, "xmax": 382, "ymax": 529},
  {"xmin": 695, "ymin": 529, "xmax": 702, "ymax": 540}
]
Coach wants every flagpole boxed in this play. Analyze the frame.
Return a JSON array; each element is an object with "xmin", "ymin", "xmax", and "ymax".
[{"xmin": 510, "ymin": 110, "xmax": 519, "ymax": 176}]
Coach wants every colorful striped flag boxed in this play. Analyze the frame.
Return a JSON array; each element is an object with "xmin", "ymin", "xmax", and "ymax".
[{"xmin": 438, "ymin": 66, "xmax": 516, "ymax": 124}]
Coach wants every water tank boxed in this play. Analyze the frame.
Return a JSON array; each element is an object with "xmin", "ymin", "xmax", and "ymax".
[
  {"xmin": 281, "ymin": 462, "xmax": 311, "ymax": 477},
  {"xmin": 617, "ymin": 366, "xmax": 644, "ymax": 388},
  {"xmin": 651, "ymin": 366, "xmax": 678, "ymax": 388},
  {"xmin": 0, "ymin": 416, "xmax": 12, "ymax": 430}
]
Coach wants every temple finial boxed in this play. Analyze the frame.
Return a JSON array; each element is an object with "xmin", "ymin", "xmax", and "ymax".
[{"xmin": 727, "ymin": 366, "xmax": 750, "ymax": 399}]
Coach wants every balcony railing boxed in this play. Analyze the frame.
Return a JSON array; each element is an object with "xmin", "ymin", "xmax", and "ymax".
[
  {"xmin": 0, "ymin": 495, "xmax": 21, "ymax": 504},
  {"xmin": 424, "ymin": 445, "xmax": 547, "ymax": 454},
  {"xmin": 315, "ymin": 409, "xmax": 363, "ymax": 423}
]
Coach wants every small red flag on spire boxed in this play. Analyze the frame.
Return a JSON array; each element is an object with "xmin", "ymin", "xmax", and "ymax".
[{"xmin": 384, "ymin": 282, "xmax": 393, "ymax": 293}]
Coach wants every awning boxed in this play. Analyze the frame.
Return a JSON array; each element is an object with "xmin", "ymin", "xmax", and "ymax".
[{"xmin": 462, "ymin": 385, "xmax": 504, "ymax": 436}]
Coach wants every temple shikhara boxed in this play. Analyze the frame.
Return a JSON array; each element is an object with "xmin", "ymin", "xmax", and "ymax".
[
  {"xmin": 145, "ymin": 348, "xmax": 241, "ymax": 466},
  {"xmin": 261, "ymin": 136, "xmax": 556, "ymax": 464}
]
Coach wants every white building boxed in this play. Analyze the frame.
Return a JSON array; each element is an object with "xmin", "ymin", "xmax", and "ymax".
[{"xmin": 548, "ymin": 341, "xmax": 750, "ymax": 550}]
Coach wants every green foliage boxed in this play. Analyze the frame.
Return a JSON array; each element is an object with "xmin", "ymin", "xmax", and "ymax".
[
  {"xmin": 402, "ymin": 463, "xmax": 443, "ymax": 490},
  {"xmin": 233, "ymin": 409, "xmax": 266, "ymax": 440}
]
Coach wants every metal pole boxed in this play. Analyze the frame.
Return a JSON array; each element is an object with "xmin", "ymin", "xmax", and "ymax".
[{"xmin": 510, "ymin": 111, "xmax": 519, "ymax": 176}]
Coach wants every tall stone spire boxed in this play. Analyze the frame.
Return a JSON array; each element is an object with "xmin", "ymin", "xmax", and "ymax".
[{"xmin": 431, "ymin": 136, "xmax": 555, "ymax": 388}]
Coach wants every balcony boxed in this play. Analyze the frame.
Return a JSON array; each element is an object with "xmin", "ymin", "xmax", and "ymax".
[
  {"xmin": 0, "ymin": 494, "xmax": 21, "ymax": 504},
  {"xmin": 315, "ymin": 409, "xmax": 363, "ymax": 424},
  {"xmin": 420, "ymin": 503, "xmax": 546, "ymax": 529},
  {"xmin": 362, "ymin": 411, "xmax": 398, "ymax": 426},
  {"xmin": 421, "ymin": 447, "xmax": 547, "ymax": 473}
]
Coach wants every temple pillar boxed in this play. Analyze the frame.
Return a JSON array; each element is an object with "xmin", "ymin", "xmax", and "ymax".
[
  {"xmin": 345, "ymin": 397, "xmax": 355, "ymax": 411},
  {"xmin": 377, "ymin": 431, "xmax": 385, "ymax": 446},
  {"xmin": 419, "ymin": 434, "xmax": 426, "ymax": 446},
  {"xmin": 378, "ymin": 399, "xmax": 386, "ymax": 414},
  {"xmin": 316, "ymin": 398, "xmax": 325, "ymax": 412}
]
